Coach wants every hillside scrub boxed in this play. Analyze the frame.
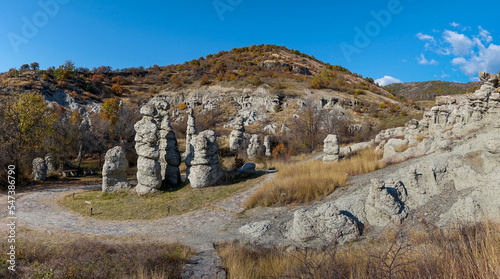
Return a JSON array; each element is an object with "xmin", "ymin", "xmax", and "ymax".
[
  {"xmin": 219, "ymin": 221, "xmax": 500, "ymax": 278},
  {"xmin": 245, "ymin": 148, "xmax": 384, "ymax": 208}
]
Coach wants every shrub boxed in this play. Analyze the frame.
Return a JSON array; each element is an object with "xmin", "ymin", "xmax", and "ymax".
[
  {"xmin": 380, "ymin": 102, "xmax": 387, "ymax": 109},
  {"xmin": 179, "ymin": 103, "xmax": 187, "ymax": 110},
  {"xmin": 111, "ymin": 84, "xmax": 124, "ymax": 95}
]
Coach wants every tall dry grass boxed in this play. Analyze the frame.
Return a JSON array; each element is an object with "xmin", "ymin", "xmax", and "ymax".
[
  {"xmin": 219, "ymin": 221, "xmax": 500, "ymax": 279},
  {"xmin": 245, "ymin": 148, "xmax": 384, "ymax": 208}
]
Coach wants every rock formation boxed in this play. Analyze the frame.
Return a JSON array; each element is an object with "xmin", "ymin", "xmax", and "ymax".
[
  {"xmin": 264, "ymin": 135, "xmax": 272, "ymax": 157},
  {"xmin": 44, "ymin": 154, "xmax": 57, "ymax": 173},
  {"xmin": 156, "ymin": 101, "xmax": 181, "ymax": 186},
  {"xmin": 229, "ymin": 116, "xmax": 246, "ymax": 152},
  {"xmin": 323, "ymin": 134, "xmax": 340, "ymax": 162},
  {"xmin": 102, "ymin": 146, "xmax": 130, "ymax": 192},
  {"xmin": 32, "ymin": 157, "xmax": 47, "ymax": 181},
  {"xmin": 186, "ymin": 130, "xmax": 223, "ymax": 188},
  {"xmin": 365, "ymin": 179, "xmax": 408, "ymax": 227},
  {"xmin": 134, "ymin": 105, "xmax": 162, "ymax": 195},
  {"xmin": 184, "ymin": 108, "xmax": 197, "ymax": 158},
  {"xmin": 247, "ymin": 134, "xmax": 262, "ymax": 160},
  {"xmin": 289, "ymin": 203, "xmax": 360, "ymax": 244}
]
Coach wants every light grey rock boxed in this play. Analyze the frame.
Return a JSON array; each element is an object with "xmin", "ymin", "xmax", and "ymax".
[
  {"xmin": 184, "ymin": 108, "xmax": 197, "ymax": 158},
  {"xmin": 156, "ymin": 101, "xmax": 181, "ymax": 186},
  {"xmin": 365, "ymin": 179, "xmax": 408, "ymax": 227},
  {"xmin": 264, "ymin": 135, "xmax": 272, "ymax": 157},
  {"xmin": 134, "ymin": 105, "xmax": 162, "ymax": 195},
  {"xmin": 44, "ymin": 154, "xmax": 57, "ymax": 172},
  {"xmin": 239, "ymin": 221, "xmax": 272, "ymax": 237},
  {"xmin": 186, "ymin": 130, "xmax": 223, "ymax": 188},
  {"xmin": 289, "ymin": 204, "xmax": 360, "ymax": 244},
  {"xmin": 229, "ymin": 117, "xmax": 246, "ymax": 152},
  {"xmin": 102, "ymin": 146, "xmax": 130, "ymax": 192},
  {"xmin": 240, "ymin": 162, "xmax": 256, "ymax": 172},
  {"xmin": 247, "ymin": 134, "xmax": 262, "ymax": 160},
  {"xmin": 323, "ymin": 134, "xmax": 340, "ymax": 162},
  {"xmin": 32, "ymin": 157, "xmax": 47, "ymax": 181}
]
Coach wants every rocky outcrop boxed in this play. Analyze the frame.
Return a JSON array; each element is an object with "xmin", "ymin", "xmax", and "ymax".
[
  {"xmin": 323, "ymin": 134, "xmax": 340, "ymax": 162},
  {"xmin": 264, "ymin": 135, "xmax": 272, "ymax": 157},
  {"xmin": 134, "ymin": 105, "xmax": 162, "ymax": 195},
  {"xmin": 32, "ymin": 157, "xmax": 47, "ymax": 181},
  {"xmin": 247, "ymin": 134, "xmax": 262, "ymax": 160},
  {"xmin": 289, "ymin": 204, "xmax": 360, "ymax": 244},
  {"xmin": 184, "ymin": 108, "xmax": 197, "ymax": 158},
  {"xmin": 156, "ymin": 101, "xmax": 181, "ymax": 186},
  {"xmin": 365, "ymin": 179, "xmax": 408, "ymax": 227},
  {"xmin": 229, "ymin": 116, "xmax": 246, "ymax": 152},
  {"xmin": 102, "ymin": 146, "xmax": 130, "ymax": 192},
  {"xmin": 186, "ymin": 130, "xmax": 223, "ymax": 188},
  {"xmin": 44, "ymin": 154, "xmax": 57, "ymax": 173}
]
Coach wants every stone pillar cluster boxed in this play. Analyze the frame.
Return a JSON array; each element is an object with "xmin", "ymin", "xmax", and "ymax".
[{"xmin": 186, "ymin": 130, "xmax": 223, "ymax": 188}]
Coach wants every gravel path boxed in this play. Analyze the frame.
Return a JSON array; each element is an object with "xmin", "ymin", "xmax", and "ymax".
[{"xmin": 4, "ymin": 172, "xmax": 275, "ymax": 278}]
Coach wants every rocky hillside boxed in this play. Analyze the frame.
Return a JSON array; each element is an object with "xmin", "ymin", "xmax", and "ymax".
[{"xmin": 385, "ymin": 80, "xmax": 481, "ymax": 101}]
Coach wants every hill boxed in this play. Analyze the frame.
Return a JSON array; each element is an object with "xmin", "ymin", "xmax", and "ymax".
[{"xmin": 385, "ymin": 80, "xmax": 481, "ymax": 102}]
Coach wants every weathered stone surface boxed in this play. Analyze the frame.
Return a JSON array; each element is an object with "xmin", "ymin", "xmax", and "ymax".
[
  {"xmin": 44, "ymin": 154, "xmax": 57, "ymax": 172},
  {"xmin": 155, "ymin": 101, "xmax": 181, "ymax": 186},
  {"xmin": 102, "ymin": 146, "xmax": 130, "ymax": 192},
  {"xmin": 32, "ymin": 157, "xmax": 47, "ymax": 181},
  {"xmin": 247, "ymin": 134, "xmax": 262, "ymax": 160},
  {"xmin": 240, "ymin": 162, "xmax": 256, "ymax": 172},
  {"xmin": 229, "ymin": 117, "xmax": 246, "ymax": 152},
  {"xmin": 134, "ymin": 105, "xmax": 162, "ymax": 195},
  {"xmin": 186, "ymin": 130, "xmax": 223, "ymax": 188},
  {"xmin": 264, "ymin": 135, "xmax": 272, "ymax": 157},
  {"xmin": 323, "ymin": 134, "xmax": 339, "ymax": 162},
  {"xmin": 289, "ymin": 203, "xmax": 360, "ymax": 244},
  {"xmin": 365, "ymin": 179, "xmax": 408, "ymax": 227},
  {"xmin": 184, "ymin": 108, "xmax": 197, "ymax": 158},
  {"xmin": 239, "ymin": 221, "xmax": 272, "ymax": 237}
]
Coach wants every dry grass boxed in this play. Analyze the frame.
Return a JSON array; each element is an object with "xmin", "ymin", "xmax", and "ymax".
[
  {"xmin": 245, "ymin": 148, "xmax": 384, "ymax": 208},
  {"xmin": 61, "ymin": 174, "xmax": 266, "ymax": 220},
  {"xmin": 394, "ymin": 144, "xmax": 410, "ymax": 153},
  {"xmin": 219, "ymin": 221, "xmax": 500, "ymax": 279},
  {"xmin": 0, "ymin": 229, "xmax": 193, "ymax": 279}
]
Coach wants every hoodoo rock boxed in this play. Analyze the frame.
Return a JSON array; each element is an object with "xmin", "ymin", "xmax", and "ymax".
[
  {"xmin": 323, "ymin": 134, "xmax": 340, "ymax": 162},
  {"xmin": 44, "ymin": 154, "xmax": 57, "ymax": 173},
  {"xmin": 184, "ymin": 108, "xmax": 197, "ymax": 158},
  {"xmin": 134, "ymin": 105, "xmax": 162, "ymax": 195},
  {"xmin": 102, "ymin": 146, "xmax": 130, "ymax": 192},
  {"xmin": 32, "ymin": 157, "xmax": 47, "ymax": 181},
  {"xmin": 186, "ymin": 130, "xmax": 223, "ymax": 188},
  {"xmin": 264, "ymin": 135, "xmax": 272, "ymax": 157},
  {"xmin": 155, "ymin": 101, "xmax": 181, "ymax": 186},
  {"xmin": 247, "ymin": 134, "xmax": 262, "ymax": 160},
  {"xmin": 229, "ymin": 116, "xmax": 246, "ymax": 152}
]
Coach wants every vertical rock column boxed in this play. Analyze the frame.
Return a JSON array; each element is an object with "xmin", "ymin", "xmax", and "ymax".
[
  {"xmin": 156, "ymin": 102, "xmax": 182, "ymax": 186},
  {"xmin": 247, "ymin": 134, "xmax": 261, "ymax": 160},
  {"xmin": 264, "ymin": 135, "xmax": 272, "ymax": 157},
  {"xmin": 184, "ymin": 108, "xmax": 197, "ymax": 158},
  {"xmin": 45, "ymin": 154, "xmax": 57, "ymax": 173},
  {"xmin": 186, "ymin": 130, "xmax": 223, "ymax": 188},
  {"xmin": 102, "ymin": 146, "xmax": 130, "ymax": 192},
  {"xmin": 229, "ymin": 116, "xmax": 246, "ymax": 152},
  {"xmin": 134, "ymin": 105, "xmax": 162, "ymax": 195},
  {"xmin": 323, "ymin": 134, "xmax": 340, "ymax": 162},
  {"xmin": 32, "ymin": 158, "xmax": 47, "ymax": 181}
]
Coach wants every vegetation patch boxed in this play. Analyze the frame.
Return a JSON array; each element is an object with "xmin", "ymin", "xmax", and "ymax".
[
  {"xmin": 219, "ymin": 221, "xmax": 500, "ymax": 279},
  {"xmin": 61, "ymin": 174, "xmax": 266, "ymax": 220},
  {"xmin": 245, "ymin": 148, "xmax": 384, "ymax": 208}
]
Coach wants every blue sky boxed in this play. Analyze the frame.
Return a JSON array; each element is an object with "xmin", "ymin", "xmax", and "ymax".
[{"xmin": 1, "ymin": 0, "xmax": 498, "ymax": 85}]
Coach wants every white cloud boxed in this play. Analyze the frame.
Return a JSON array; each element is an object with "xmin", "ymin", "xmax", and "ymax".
[
  {"xmin": 478, "ymin": 26, "xmax": 492, "ymax": 43},
  {"xmin": 450, "ymin": 22, "xmax": 460, "ymax": 28},
  {"xmin": 375, "ymin": 76, "xmax": 402, "ymax": 86},
  {"xmin": 416, "ymin": 32, "xmax": 434, "ymax": 41},
  {"xmin": 417, "ymin": 54, "xmax": 438, "ymax": 65},
  {"xmin": 442, "ymin": 30, "xmax": 474, "ymax": 56},
  {"xmin": 451, "ymin": 43, "xmax": 500, "ymax": 76}
]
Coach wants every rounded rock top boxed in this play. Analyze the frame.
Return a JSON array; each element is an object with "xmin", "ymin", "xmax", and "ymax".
[{"xmin": 140, "ymin": 104, "xmax": 157, "ymax": 116}]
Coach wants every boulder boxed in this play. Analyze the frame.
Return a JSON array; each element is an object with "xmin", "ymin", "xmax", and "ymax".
[
  {"xmin": 102, "ymin": 146, "xmax": 130, "ymax": 192},
  {"xmin": 186, "ymin": 130, "xmax": 223, "ymax": 188},
  {"xmin": 32, "ymin": 157, "xmax": 47, "ymax": 181},
  {"xmin": 289, "ymin": 204, "xmax": 360, "ymax": 244},
  {"xmin": 240, "ymin": 162, "xmax": 256, "ymax": 172},
  {"xmin": 323, "ymin": 134, "xmax": 340, "ymax": 162},
  {"xmin": 365, "ymin": 179, "xmax": 408, "ymax": 227},
  {"xmin": 44, "ymin": 154, "xmax": 57, "ymax": 172}
]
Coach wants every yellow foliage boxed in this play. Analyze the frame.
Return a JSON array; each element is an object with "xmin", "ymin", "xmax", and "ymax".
[{"xmin": 101, "ymin": 98, "xmax": 120, "ymax": 124}]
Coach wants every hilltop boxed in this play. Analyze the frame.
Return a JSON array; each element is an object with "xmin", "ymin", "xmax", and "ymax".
[{"xmin": 385, "ymin": 80, "xmax": 481, "ymax": 103}]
